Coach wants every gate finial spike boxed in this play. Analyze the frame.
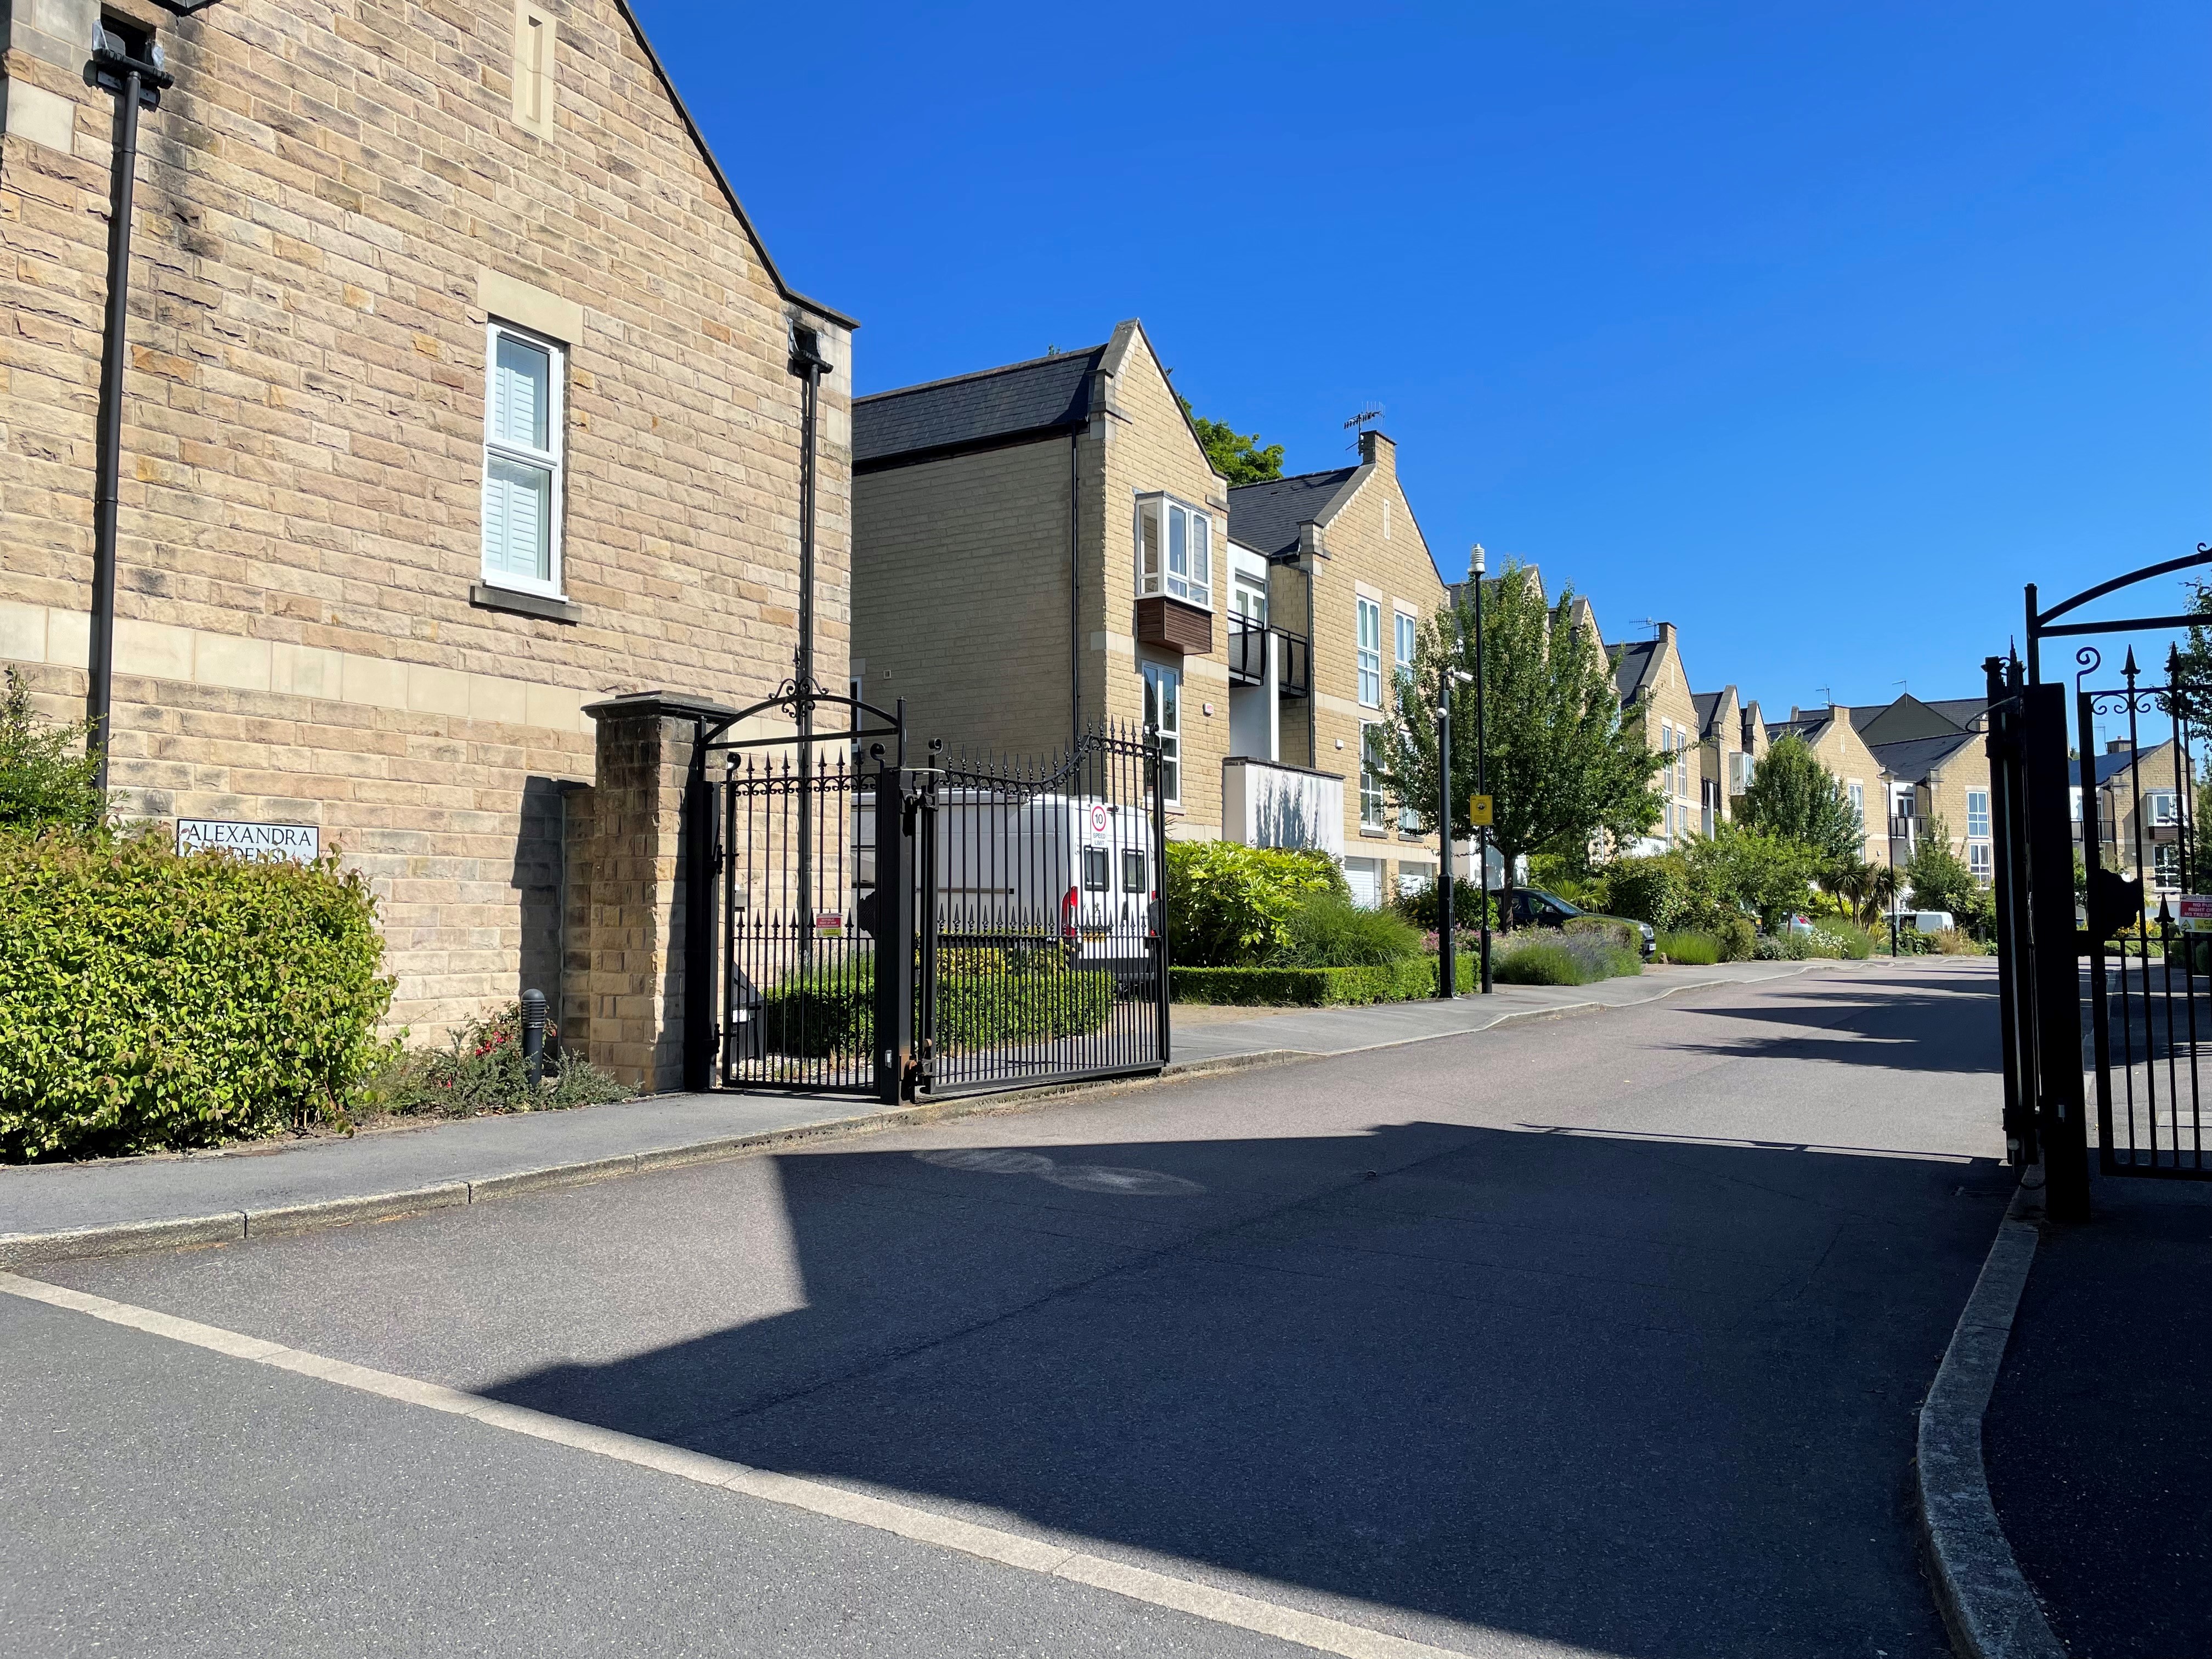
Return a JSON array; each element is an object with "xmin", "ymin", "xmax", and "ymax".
[{"xmin": 2124, "ymin": 646, "xmax": 2140, "ymax": 678}]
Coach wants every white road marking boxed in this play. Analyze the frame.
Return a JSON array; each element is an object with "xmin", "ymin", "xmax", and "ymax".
[{"xmin": 1, "ymin": 1271, "xmax": 1515, "ymax": 1659}]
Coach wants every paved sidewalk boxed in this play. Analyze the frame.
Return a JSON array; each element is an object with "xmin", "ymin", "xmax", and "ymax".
[
  {"xmin": 1984, "ymin": 1166, "xmax": 2212, "ymax": 1657},
  {"xmin": 0, "ymin": 958, "xmax": 1816, "ymax": 1254}
]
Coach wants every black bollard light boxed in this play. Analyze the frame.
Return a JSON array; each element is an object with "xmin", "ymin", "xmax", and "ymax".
[{"xmin": 521, "ymin": 989, "xmax": 548, "ymax": 1090}]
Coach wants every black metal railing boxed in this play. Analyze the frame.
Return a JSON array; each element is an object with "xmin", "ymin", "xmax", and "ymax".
[{"xmin": 1227, "ymin": 620, "xmax": 1312, "ymax": 699}]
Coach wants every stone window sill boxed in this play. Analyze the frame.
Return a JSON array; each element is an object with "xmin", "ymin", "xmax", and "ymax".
[{"xmin": 472, "ymin": 583, "xmax": 582, "ymax": 625}]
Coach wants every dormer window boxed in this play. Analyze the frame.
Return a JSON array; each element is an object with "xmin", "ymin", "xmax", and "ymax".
[{"xmin": 1136, "ymin": 494, "xmax": 1211, "ymax": 609}]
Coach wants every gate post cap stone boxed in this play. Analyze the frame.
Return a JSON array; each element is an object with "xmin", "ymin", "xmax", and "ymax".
[{"xmin": 583, "ymin": 691, "xmax": 744, "ymax": 725}]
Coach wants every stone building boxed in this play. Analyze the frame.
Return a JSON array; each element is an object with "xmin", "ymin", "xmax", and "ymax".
[
  {"xmin": 849, "ymin": 323, "xmax": 1449, "ymax": 905},
  {"xmin": 1608, "ymin": 622, "xmax": 1769, "ymax": 849},
  {"xmin": 1224, "ymin": 431, "xmax": 1450, "ymax": 906},
  {"xmin": 0, "ymin": 0, "xmax": 854, "ymax": 1079}
]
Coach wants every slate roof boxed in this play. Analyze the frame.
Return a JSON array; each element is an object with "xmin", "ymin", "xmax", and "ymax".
[
  {"xmin": 853, "ymin": 345, "xmax": 1107, "ymax": 469},
  {"xmin": 1226, "ymin": 469, "xmax": 1359, "ymax": 560},
  {"xmin": 1610, "ymin": 640, "xmax": 1657, "ymax": 705},
  {"xmin": 2090, "ymin": 741, "xmax": 2175, "ymax": 789},
  {"xmin": 1926, "ymin": 697, "xmax": 1989, "ymax": 728},
  {"xmin": 1867, "ymin": 731, "xmax": 1979, "ymax": 785},
  {"xmin": 1764, "ymin": 714, "xmax": 1829, "ymax": 745},
  {"xmin": 1691, "ymin": 689, "xmax": 1724, "ymax": 737}
]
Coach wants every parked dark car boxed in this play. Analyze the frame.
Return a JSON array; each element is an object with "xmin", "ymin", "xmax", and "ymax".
[{"xmin": 1508, "ymin": 888, "xmax": 1657, "ymax": 958}]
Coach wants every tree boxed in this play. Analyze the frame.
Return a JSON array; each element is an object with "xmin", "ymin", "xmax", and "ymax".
[
  {"xmin": 1683, "ymin": 824, "xmax": 1819, "ymax": 931},
  {"xmin": 1737, "ymin": 735, "xmax": 1864, "ymax": 867},
  {"xmin": 1379, "ymin": 561, "xmax": 1661, "ymax": 921},
  {"xmin": 1830, "ymin": 857, "xmax": 1900, "ymax": 928},
  {"xmin": 0, "ymin": 668, "xmax": 105, "ymax": 836},
  {"xmin": 1902, "ymin": 820, "xmax": 1983, "ymax": 925},
  {"xmin": 1178, "ymin": 398, "xmax": 1284, "ymax": 486}
]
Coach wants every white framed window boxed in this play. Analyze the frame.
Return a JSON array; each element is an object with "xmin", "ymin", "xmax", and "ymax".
[
  {"xmin": 1359, "ymin": 721, "xmax": 1388, "ymax": 828},
  {"xmin": 1966, "ymin": 789, "xmax": 1991, "ymax": 840},
  {"xmin": 2155, "ymin": 841, "xmax": 2181, "ymax": 887},
  {"xmin": 1848, "ymin": 781, "xmax": 1865, "ymax": 827},
  {"xmin": 1969, "ymin": 841, "xmax": 1994, "ymax": 883},
  {"xmin": 481, "ymin": 321, "xmax": 565, "ymax": 595},
  {"xmin": 1135, "ymin": 495, "xmax": 1212, "ymax": 609},
  {"xmin": 1232, "ymin": 571, "xmax": 1267, "ymax": 625},
  {"xmin": 1142, "ymin": 662, "xmax": 1181, "ymax": 806},
  {"xmin": 1394, "ymin": 609, "xmax": 1418, "ymax": 676},
  {"xmin": 1356, "ymin": 597, "xmax": 1383, "ymax": 708},
  {"xmin": 1730, "ymin": 751, "xmax": 1755, "ymax": 794},
  {"xmin": 2070, "ymin": 786, "xmax": 2083, "ymax": 824},
  {"xmin": 2145, "ymin": 791, "xmax": 2178, "ymax": 827}
]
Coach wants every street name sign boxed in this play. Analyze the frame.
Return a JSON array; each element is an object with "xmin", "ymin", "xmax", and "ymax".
[{"xmin": 174, "ymin": 819, "xmax": 320, "ymax": 864}]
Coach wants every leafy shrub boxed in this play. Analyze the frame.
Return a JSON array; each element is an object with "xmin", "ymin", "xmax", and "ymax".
[
  {"xmin": 1172, "ymin": 956, "xmax": 1471, "ymax": 1006},
  {"xmin": 370, "ymin": 1002, "xmax": 631, "ymax": 1117},
  {"xmin": 1657, "ymin": 929, "xmax": 1722, "ymax": 966},
  {"xmin": 0, "ymin": 668, "xmax": 105, "ymax": 836},
  {"xmin": 1600, "ymin": 857, "xmax": 1688, "ymax": 929},
  {"xmin": 1716, "ymin": 915, "xmax": 1757, "ymax": 961},
  {"xmin": 1164, "ymin": 841, "xmax": 1348, "ymax": 968},
  {"xmin": 1391, "ymin": 874, "xmax": 1499, "ymax": 934},
  {"xmin": 1926, "ymin": 927, "xmax": 1985, "ymax": 956},
  {"xmin": 1493, "ymin": 929, "xmax": 1639, "ymax": 985},
  {"xmin": 0, "ymin": 832, "xmax": 393, "ymax": 1161},
  {"xmin": 751, "ymin": 955, "xmax": 1116, "ymax": 1057},
  {"xmin": 1283, "ymin": 894, "xmax": 1423, "ymax": 967}
]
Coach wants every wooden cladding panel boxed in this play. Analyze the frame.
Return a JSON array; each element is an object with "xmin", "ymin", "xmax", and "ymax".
[{"xmin": 1135, "ymin": 596, "xmax": 1212, "ymax": 655}]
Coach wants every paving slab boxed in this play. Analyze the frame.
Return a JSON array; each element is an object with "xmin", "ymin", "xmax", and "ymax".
[{"xmin": 1984, "ymin": 1167, "xmax": 2212, "ymax": 1658}]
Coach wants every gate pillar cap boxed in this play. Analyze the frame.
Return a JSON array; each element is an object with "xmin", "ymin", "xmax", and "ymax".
[{"xmin": 583, "ymin": 691, "xmax": 744, "ymax": 725}]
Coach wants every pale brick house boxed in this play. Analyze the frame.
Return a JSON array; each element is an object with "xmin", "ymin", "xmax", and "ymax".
[
  {"xmin": 849, "ymin": 324, "xmax": 1448, "ymax": 904},
  {"xmin": 1224, "ymin": 431, "xmax": 1450, "ymax": 906},
  {"xmin": 0, "ymin": 0, "xmax": 854, "ymax": 1074},
  {"xmin": 1609, "ymin": 623, "xmax": 1704, "ymax": 850},
  {"xmin": 2084, "ymin": 738, "xmax": 2190, "ymax": 898}
]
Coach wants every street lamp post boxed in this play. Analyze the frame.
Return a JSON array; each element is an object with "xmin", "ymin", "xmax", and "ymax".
[
  {"xmin": 1434, "ymin": 665, "xmax": 1474, "ymax": 1001},
  {"xmin": 1472, "ymin": 544, "xmax": 1492, "ymax": 994}
]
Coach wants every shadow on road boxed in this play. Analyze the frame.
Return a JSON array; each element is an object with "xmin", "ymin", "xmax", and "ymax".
[
  {"xmin": 1665, "ymin": 972, "xmax": 1999, "ymax": 1074},
  {"xmin": 480, "ymin": 1113, "xmax": 2006, "ymax": 1658}
]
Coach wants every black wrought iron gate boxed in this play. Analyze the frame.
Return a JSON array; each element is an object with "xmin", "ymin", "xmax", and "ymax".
[
  {"xmin": 1990, "ymin": 547, "xmax": 2212, "ymax": 1221},
  {"xmin": 683, "ymin": 691, "xmax": 1170, "ymax": 1102}
]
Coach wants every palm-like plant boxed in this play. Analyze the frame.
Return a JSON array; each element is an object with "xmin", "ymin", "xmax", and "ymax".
[{"xmin": 1831, "ymin": 860, "xmax": 1899, "ymax": 927}]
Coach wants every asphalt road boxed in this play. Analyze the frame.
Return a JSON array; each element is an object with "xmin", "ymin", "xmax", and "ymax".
[{"xmin": 3, "ymin": 961, "xmax": 2008, "ymax": 1658}]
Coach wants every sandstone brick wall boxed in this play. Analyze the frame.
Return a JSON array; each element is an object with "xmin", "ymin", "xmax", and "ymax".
[
  {"xmin": 0, "ymin": 0, "xmax": 850, "ymax": 1041},
  {"xmin": 853, "ymin": 436, "xmax": 1073, "ymax": 758}
]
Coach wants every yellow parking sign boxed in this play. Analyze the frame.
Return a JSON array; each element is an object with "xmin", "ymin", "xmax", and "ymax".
[{"xmin": 1468, "ymin": 793, "xmax": 1493, "ymax": 827}]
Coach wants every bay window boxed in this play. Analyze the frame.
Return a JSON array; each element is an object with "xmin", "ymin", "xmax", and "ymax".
[
  {"xmin": 1136, "ymin": 495, "xmax": 1212, "ymax": 608},
  {"xmin": 481, "ymin": 322, "xmax": 565, "ymax": 595}
]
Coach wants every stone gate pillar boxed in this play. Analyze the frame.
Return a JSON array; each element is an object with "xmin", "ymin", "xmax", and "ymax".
[{"xmin": 580, "ymin": 692, "xmax": 734, "ymax": 1091}]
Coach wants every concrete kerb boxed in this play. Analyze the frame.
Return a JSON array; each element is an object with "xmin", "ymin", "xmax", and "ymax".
[
  {"xmin": 0, "ymin": 964, "xmax": 1818, "ymax": 1272},
  {"xmin": 1914, "ymin": 1176, "xmax": 2066, "ymax": 1659}
]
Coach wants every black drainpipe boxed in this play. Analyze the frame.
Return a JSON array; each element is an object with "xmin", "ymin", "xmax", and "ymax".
[
  {"xmin": 1068, "ymin": 428, "xmax": 1081, "ymax": 748},
  {"xmin": 789, "ymin": 322, "xmax": 832, "ymax": 929},
  {"xmin": 85, "ymin": 29, "xmax": 176, "ymax": 791}
]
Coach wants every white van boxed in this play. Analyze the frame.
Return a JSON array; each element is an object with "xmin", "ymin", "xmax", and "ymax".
[{"xmin": 854, "ymin": 789, "xmax": 1159, "ymax": 966}]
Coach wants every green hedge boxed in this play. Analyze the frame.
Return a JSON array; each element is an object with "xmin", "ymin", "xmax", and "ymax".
[
  {"xmin": 0, "ymin": 833, "xmax": 393, "ymax": 1161},
  {"xmin": 758, "ymin": 958, "xmax": 1116, "ymax": 1057},
  {"xmin": 1172, "ymin": 955, "xmax": 1474, "ymax": 1006},
  {"xmin": 1164, "ymin": 840, "xmax": 1349, "ymax": 967}
]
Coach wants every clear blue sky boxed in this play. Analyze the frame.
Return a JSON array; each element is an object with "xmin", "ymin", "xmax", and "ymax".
[{"xmin": 645, "ymin": 1, "xmax": 2210, "ymax": 715}]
